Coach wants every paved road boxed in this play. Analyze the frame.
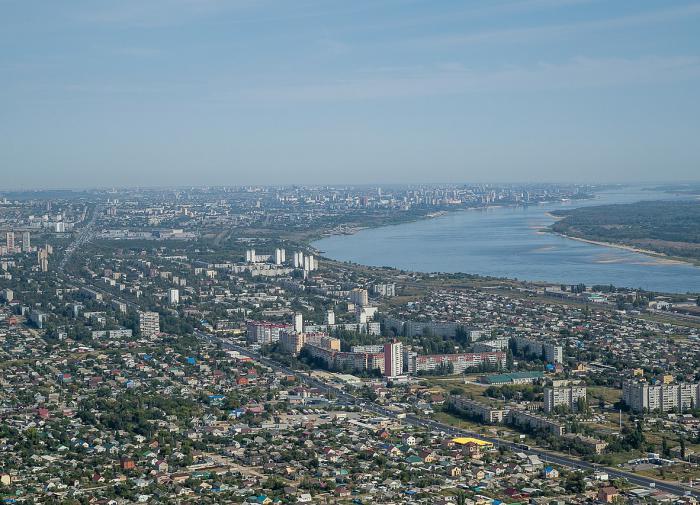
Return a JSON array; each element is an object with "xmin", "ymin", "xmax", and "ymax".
[
  {"xmin": 59, "ymin": 204, "xmax": 101, "ymax": 269},
  {"xmin": 197, "ymin": 330, "xmax": 699, "ymax": 499}
]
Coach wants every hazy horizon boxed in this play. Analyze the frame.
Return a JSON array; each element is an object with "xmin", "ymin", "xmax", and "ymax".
[
  {"xmin": 4, "ymin": 181, "xmax": 700, "ymax": 194},
  {"xmin": 2, "ymin": 0, "xmax": 700, "ymax": 188}
]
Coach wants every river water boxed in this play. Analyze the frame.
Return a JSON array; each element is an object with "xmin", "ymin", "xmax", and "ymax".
[{"xmin": 313, "ymin": 187, "xmax": 700, "ymax": 294}]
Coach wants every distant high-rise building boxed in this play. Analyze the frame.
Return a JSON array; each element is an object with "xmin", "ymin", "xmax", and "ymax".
[
  {"xmin": 274, "ymin": 248, "xmax": 286, "ymax": 265},
  {"xmin": 279, "ymin": 331, "xmax": 305, "ymax": 355},
  {"xmin": 245, "ymin": 249, "xmax": 257, "ymax": 263},
  {"xmin": 5, "ymin": 232, "xmax": 15, "ymax": 252},
  {"xmin": 168, "ymin": 288, "xmax": 180, "ymax": 305},
  {"xmin": 384, "ymin": 339, "xmax": 404, "ymax": 378},
  {"xmin": 139, "ymin": 311, "xmax": 160, "ymax": 336},
  {"xmin": 55, "ymin": 222, "xmax": 65, "ymax": 233},
  {"xmin": 37, "ymin": 247, "xmax": 49, "ymax": 272},
  {"xmin": 373, "ymin": 283, "xmax": 396, "ymax": 297},
  {"xmin": 294, "ymin": 251, "xmax": 316, "ymax": 271},
  {"xmin": 350, "ymin": 288, "xmax": 369, "ymax": 307},
  {"xmin": 302, "ymin": 254, "xmax": 317, "ymax": 272},
  {"xmin": 325, "ymin": 309, "xmax": 335, "ymax": 326},
  {"xmin": 22, "ymin": 231, "xmax": 31, "ymax": 252},
  {"xmin": 247, "ymin": 321, "xmax": 293, "ymax": 344},
  {"xmin": 294, "ymin": 312, "xmax": 304, "ymax": 334}
]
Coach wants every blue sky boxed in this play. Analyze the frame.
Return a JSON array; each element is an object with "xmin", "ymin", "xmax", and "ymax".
[{"xmin": 2, "ymin": 0, "xmax": 699, "ymax": 188}]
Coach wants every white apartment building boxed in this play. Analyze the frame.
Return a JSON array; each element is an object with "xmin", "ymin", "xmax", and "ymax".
[
  {"xmin": 5, "ymin": 232, "xmax": 14, "ymax": 252},
  {"xmin": 384, "ymin": 340, "xmax": 403, "ymax": 378},
  {"xmin": 350, "ymin": 288, "xmax": 369, "ymax": 307},
  {"xmin": 623, "ymin": 380, "xmax": 700, "ymax": 413},
  {"xmin": 138, "ymin": 311, "xmax": 160, "ymax": 336},
  {"xmin": 544, "ymin": 381, "xmax": 587, "ymax": 413}
]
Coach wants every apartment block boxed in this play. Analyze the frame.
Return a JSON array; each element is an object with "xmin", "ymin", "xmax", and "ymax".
[
  {"xmin": 138, "ymin": 311, "xmax": 160, "ymax": 337},
  {"xmin": 512, "ymin": 336, "xmax": 563, "ymax": 363},
  {"xmin": 413, "ymin": 352, "xmax": 506, "ymax": 375},
  {"xmin": 450, "ymin": 396, "xmax": 509, "ymax": 423},
  {"xmin": 622, "ymin": 380, "xmax": 700, "ymax": 413},
  {"xmin": 384, "ymin": 340, "xmax": 403, "ymax": 377},
  {"xmin": 279, "ymin": 331, "xmax": 341, "ymax": 356},
  {"xmin": 246, "ymin": 321, "xmax": 293, "ymax": 345},
  {"xmin": 543, "ymin": 381, "xmax": 587, "ymax": 413},
  {"xmin": 508, "ymin": 410, "xmax": 565, "ymax": 436}
]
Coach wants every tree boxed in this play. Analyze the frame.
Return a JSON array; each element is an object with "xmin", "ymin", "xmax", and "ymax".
[
  {"xmin": 564, "ymin": 472, "xmax": 586, "ymax": 493},
  {"xmin": 456, "ymin": 491, "xmax": 468, "ymax": 505},
  {"xmin": 576, "ymin": 397, "xmax": 589, "ymax": 415},
  {"xmin": 506, "ymin": 349, "xmax": 514, "ymax": 369}
]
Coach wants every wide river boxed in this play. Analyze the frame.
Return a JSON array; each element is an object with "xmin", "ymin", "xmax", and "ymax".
[{"xmin": 313, "ymin": 187, "xmax": 700, "ymax": 294}]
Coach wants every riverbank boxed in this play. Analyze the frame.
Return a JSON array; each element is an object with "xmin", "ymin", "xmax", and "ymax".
[
  {"xmin": 546, "ymin": 199, "xmax": 700, "ymax": 268},
  {"xmin": 312, "ymin": 188, "xmax": 700, "ymax": 294},
  {"xmin": 310, "ymin": 199, "xmax": 588, "ymax": 248},
  {"xmin": 307, "ymin": 209, "xmax": 452, "ymax": 246},
  {"xmin": 548, "ymin": 231, "xmax": 699, "ymax": 267}
]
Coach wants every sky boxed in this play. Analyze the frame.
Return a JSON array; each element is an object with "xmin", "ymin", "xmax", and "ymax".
[{"xmin": 1, "ymin": 0, "xmax": 700, "ymax": 189}]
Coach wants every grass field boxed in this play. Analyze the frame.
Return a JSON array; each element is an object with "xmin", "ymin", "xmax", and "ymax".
[
  {"xmin": 419, "ymin": 376, "xmax": 493, "ymax": 398},
  {"xmin": 638, "ymin": 463, "xmax": 700, "ymax": 483},
  {"xmin": 588, "ymin": 386, "xmax": 622, "ymax": 405},
  {"xmin": 432, "ymin": 411, "xmax": 497, "ymax": 435}
]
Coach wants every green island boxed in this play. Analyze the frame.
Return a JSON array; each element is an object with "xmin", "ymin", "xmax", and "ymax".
[{"xmin": 550, "ymin": 199, "xmax": 700, "ymax": 264}]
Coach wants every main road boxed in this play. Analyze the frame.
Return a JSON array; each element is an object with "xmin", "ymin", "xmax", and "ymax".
[
  {"xmin": 197, "ymin": 330, "xmax": 699, "ymax": 499},
  {"xmin": 59, "ymin": 203, "xmax": 102, "ymax": 269}
]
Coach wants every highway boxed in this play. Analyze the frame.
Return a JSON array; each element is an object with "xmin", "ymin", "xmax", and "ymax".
[
  {"xmin": 58, "ymin": 204, "xmax": 101, "ymax": 269},
  {"xmin": 196, "ymin": 330, "xmax": 699, "ymax": 499}
]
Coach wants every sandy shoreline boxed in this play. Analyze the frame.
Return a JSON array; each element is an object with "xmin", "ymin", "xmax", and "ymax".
[{"xmin": 550, "ymin": 232, "xmax": 698, "ymax": 267}]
